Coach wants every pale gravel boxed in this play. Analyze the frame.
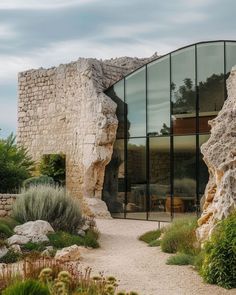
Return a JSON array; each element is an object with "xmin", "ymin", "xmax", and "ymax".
[{"xmin": 81, "ymin": 218, "xmax": 235, "ymax": 295}]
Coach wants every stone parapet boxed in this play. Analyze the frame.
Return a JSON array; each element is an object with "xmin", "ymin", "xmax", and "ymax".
[{"xmin": 0, "ymin": 194, "xmax": 18, "ymax": 217}]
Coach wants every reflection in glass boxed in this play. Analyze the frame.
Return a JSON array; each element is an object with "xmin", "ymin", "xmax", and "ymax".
[
  {"xmin": 171, "ymin": 46, "xmax": 196, "ymax": 135},
  {"xmin": 126, "ymin": 138, "xmax": 146, "ymax": 219},
  {"xmin": 102, "ymin": 139, "xmax": 125, "ymax": 217},
  {"xmin": 197, "ymin": 42, "xmax": 224, "ymax": 133},
  {"xmin": 226, "ymin": 42, "xmax": 236, "ymax": 77},
  {"xmin": 173, "ymin": 136, "xmax": 196, "ymax": 214},
  {"xmin": 125, "ymin": 68, "xmax": 146, "ymax": 137},
  {"xmin": 105, "ymin": 80, "xmax": 125, "ymax": 138},
  {"xmin": 149, "ymin": 137, "xmax": 171, "ymax": 221},
  {"xmin": 147, "ymin": 56, "xmax": 170, "ymax": 136},
  {"xmin": 199, "ymin": 135, "xmax": 210, "ymax": 198}
]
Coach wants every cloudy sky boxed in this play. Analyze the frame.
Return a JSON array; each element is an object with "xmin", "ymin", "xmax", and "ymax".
[{"xmin": 0, "ymin": 0, "xmax": 235, "ymax": 138}]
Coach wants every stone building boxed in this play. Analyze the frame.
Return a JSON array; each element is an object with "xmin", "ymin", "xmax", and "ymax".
[{"xmin": 17, "ymin": 55, "xmax": 155, "ymax": 217}]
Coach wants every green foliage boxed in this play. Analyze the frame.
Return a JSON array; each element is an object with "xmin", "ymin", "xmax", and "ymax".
[
  {"xmin": 12, "ymin": 185, "xmax": 82, "ymax": 233},
  {"xmin": 0, "ymin": 134, "xmax": 34, "ymax": 193},
  {"xmin": 161, "ymin": 217, "xmax": 198, "ymax": 255},
  {"xmin": 39, "ymin": 154, "xmax": 65, "ymax": 185},
  {"xmin": 21, "ymin": 242, "xmax": 48, "ymax": 252},
  {"xmin": 139, "ymin": 229, "xmax": 161, "ymax": 245},
  {"xmin": 148, "ymin": 239, "xmax": 161, "ymax": 247},
  {"xmin": 166, "ymin": 253, "xmax": 195, "ymax": 265},
  {"xmin": 2, "ymin": 279, "xmax": 50, "ymax": 295},
  {"xmin": 0, "ymin": 249, "xmax": 22, "ymax": 264},
  {"xmin": 23, "ymin": 175, "xmax": 54, "ymax": 189},
  {"xmin": 0, "ymin": 217, "xmax": 19, "ymax": 240},
  {"xmin": 48, "ymin": 229, "xmax": 99, "ymax": 249},
  {"xmin": 200, "ymin": 212, "xmax": 236, "ymax": 289}
]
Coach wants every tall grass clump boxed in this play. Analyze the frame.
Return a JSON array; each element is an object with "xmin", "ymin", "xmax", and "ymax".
[
  {"xmin": 200, "ymin": 211, "xmax": 236, "ymax": 289},
  {"xmin": 2, "ymin": 279, "xmax": 50, "ymax": 295},
  {"xmin": 161, "ymin": 217, "xmax": 199, "ymax": 255},
  {"xmin": 12, "ymin": 185, "xmax": 82, "ymax": 233}
]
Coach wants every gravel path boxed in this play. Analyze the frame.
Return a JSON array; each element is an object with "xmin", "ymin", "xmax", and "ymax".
[{"xmin": 81, "ymin": 218, "xmax": 235, "ymax": 295}]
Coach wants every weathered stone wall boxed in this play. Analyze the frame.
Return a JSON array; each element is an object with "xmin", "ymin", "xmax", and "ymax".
[
  {"xmin": 0, "ymin": 194, "xmax": 18, "ymax": 217},
  {"xmin": 197, "ymin": 66, "xmax": 236, "ymax": 242},
  {"xmin": 17, "ymin": 55, "xmax": 156, "ymax": 217}
]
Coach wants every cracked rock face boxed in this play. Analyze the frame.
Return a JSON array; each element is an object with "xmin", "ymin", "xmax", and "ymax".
[
  {"xmin": 197, "ymin": 67, "xmax": 236, "ymax": 243},
  {"xmin": 17, "ymin": 55, "xmax": 156, "ymax": 218}
]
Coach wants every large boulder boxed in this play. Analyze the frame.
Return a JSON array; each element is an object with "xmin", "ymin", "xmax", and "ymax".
[
  {"xmin": 197, "ymin": 67, "xmax": 236, "ymax": 243},
  {"xmin": 8, "ymin": 220, "xmax": 54, "ymax": 245}
]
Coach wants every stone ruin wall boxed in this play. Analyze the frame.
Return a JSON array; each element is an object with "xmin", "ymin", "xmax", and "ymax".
[
  {"xmin": 197, "ymin": 66, "xmax": 236, "ymax": 242},
  {"xmin": 17, "ymin": 56, "xmax": 155, "ymax": 217},
  {"xmin": 0, "ymin": 194, "xmax": 18, "ymax": 217}
]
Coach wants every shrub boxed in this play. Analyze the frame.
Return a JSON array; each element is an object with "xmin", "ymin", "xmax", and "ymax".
[
  {"xmin": 21, "ymin": 242, "xmax": 48, "ymax": 252},
  {"xmin": 39, "ymin": 154, "xmax": 65, "ymax": 186},
  {"xmin": 200, "ymin": 212, "xmax": 236, "ymax": 289},
  {"xmin": 0, "ymin": 218, "xmax": 19, "ymax": 240},
  {"xmin": 0, "ymin": 249, "xmax": 22, "ymax": 264},
  {"xmin": 148, "ymin": 239, "xmax": 161, "ymax": 247},
  {"xmin": 139, "ymin": 229, "xmax": 161, "ymax": 245},
  {"xmin": 166, "ymin": 253, "xmax": 195, "ymax": 265},
  {"xmin": 2, "ymin": 279, "xmax": 50, "ymax": 295},
  {"xmin": 23, "ymin": 175, "xmax": 54, "ymax": 190},
  {"xmin": 0, "ymin": 134, "xmax": 34, "ymax": 193},
  {"xmin": 48, "ymin": 229, "xmax": 99, "ymax": 249},
  {"xmin": 161, "ymin": 217, "xmax": 198, "ymax": 255},
  {"xmin": 12, "ymin": 185, "xmax": 82, "ymax": 233}
]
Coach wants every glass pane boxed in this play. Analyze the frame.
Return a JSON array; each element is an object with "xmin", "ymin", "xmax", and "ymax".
[
  {"xmin": 102, "ymin": 139, "xmax": 125, "ymax": 218},
  {"xmin": 147, "ymin": 56, "xmax": 170, "ymax": 136},
  {"xmin": 197, "ymin": 42, "xmax": 224, "ymax": 133},
  {"xmin": 226, "ymin": 42, "xmax": 236, "ymax": 77},
  {"xmin": 105, "ymin": 80, "xmax": 125, "ymax": 138},
  {"xmin": 149, "ymin": 137, "xmax": 171, "ymax": 221},
  {"xmin": 171, "ymin": 46, "xmax": 196, "ymax": 135},
  {"xmin": 173, "ymin": 135, "xmax": 196, "ymax": 216},
  {"xmin": 199, "ymin": 135, "xmax": 210, "ymax": 200},
  {"xmin": 126, "ymin": 138, "xmax": 146, "ymax": 219},
  {"xmin": 125, "ymin": 68, "xmax": 146, "ymax": 137}
]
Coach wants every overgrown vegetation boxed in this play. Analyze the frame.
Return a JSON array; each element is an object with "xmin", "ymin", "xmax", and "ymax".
[
  {"xmin": 39, "ymin": 154, "xmax": 66, "ymax": 186},
  {"xmin": 12, "ymin": 185, "xmax": 83, "ymax": 233},
  {"xmin": 160, "ymin": 217, "xmax": 199, "ymax": 255},
  {"xmin": 0, "ymin": 258, "xmax": 136, "ymax": 295},
  {"xmin": 2, "ymin": 279, "xmax": 50, "ymax": 295},
  {"xmin": 200, "ymin": 211, "xmax": 236, "ymax": 289},
  {"xmin": 0, "ymin": 249, "xmax": 22, "ymax": 264},
  {"xmin": 166, "ymin": 253, "xmax": 195, "ymax": 266},
  {"xmin": 48, "ymin": 229, "xmax": 99, "ymax": 249},
  {"xmin": 23, "ymin": 175, "xmax": 54, "ymax": 189},
  {"xmin": 0, "ymin": 134, "xmax": 33, "ymax": 193},
  {"xmin": 139, "ymin": 229, "xmax": 161, "ymax": 246}
]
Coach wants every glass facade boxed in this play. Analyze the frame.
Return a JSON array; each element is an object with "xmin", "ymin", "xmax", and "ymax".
[{"xmin": 103, "ymin": 41, "xmax": 236, "ymax": 221}]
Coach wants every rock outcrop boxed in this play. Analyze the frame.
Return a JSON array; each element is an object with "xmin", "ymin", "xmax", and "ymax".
[
  {"xmin": 17, "ymin": 55, "xmax": 157, "ymax": 218},
  {"xmin": 197, "ymin": 66, "xmax": 236, "ymax": 242}
]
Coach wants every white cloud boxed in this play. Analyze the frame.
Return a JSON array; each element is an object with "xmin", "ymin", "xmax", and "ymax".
[
  {"xmin": 0, "ymin": 24, "xmax": 16, "ymax": 39},
  {"xmin": 0, "ymin": 0, "xmax": 100, "ymax": 10}
]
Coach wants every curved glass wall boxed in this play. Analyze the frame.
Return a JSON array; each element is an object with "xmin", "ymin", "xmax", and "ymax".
[{"xmin": 103, "ymin": 41, "xmax": 236, "ymax": 221}]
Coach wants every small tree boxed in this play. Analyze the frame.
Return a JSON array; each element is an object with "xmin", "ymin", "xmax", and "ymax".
[{"xmin": 0, "ymin": 133, "xmax": 34, "ymax": 193}]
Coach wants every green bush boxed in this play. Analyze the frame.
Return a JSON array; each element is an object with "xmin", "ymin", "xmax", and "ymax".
[
  {"xmin": 139, "ymin": 229, "xmax": 161, "ymax": 245},
  {"xmin": 200, "ymin": 212, "xmax": 236, "ymax": 289},
  {"xmin": 48, "ymin": 229, "xmax": 99, "ymax": 249},
  {"xmin": 0, "ymin": 217, "xmax": 19, "ymax": 239},
  {"xmin": 0, "ymin": 249, "xmax": 22, "ymax": 264},
  {"xmin": 39, "ymin": 154, "xmax": 65, "ymax": 185},
  {"xmin": 12, "ymin": 185, "xmax": 82, "ymax": 233},
  {"xmin": 161, "ymin": 217, "xmax": 198, "ymax": 255},
  {"xmin": 0, "ymin": 134, "xmax": 34, "ymax": 193},
  {"xmin": 148, "ymin": 239, "xmax": 161, "ymax": 247},
  {"xmin": 21, "ymin": 242, "xmax": 48, "ymax": 252},
  {"xmin": 23, "ymin": 175, "xmax": 54, "ymax": 189},
  {"xmin": 166, "ymin": 253, "xmax": 195, "ymax": 265},
  {"xmin": 2, "ymin": 279, "xmax": 50, "ymax": 295}
]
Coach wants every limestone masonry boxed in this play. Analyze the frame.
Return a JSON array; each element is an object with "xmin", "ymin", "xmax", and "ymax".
[
  {"xmin": 197, "ymin": 66, "xmax": 236, "ymax": 242},
  {"xmin": 0, "ymin": 194, "xmax": 17, "ymax": 217},
  {"xmin": 17, "ymin": 56, "xmax": 155, "ymax": 217}
]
